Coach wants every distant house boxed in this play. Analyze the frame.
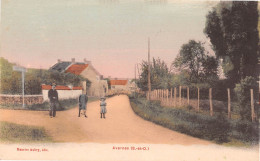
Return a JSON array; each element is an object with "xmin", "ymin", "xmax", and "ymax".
[
  {"xmin": 110, "ymin": 80, "xmax": 128, "ymax": 90},
  {"xmin": 50, "ymin": 58, "xmax": 108, "ymax": 97},
  {"xmin": 109, "ymin": 79, "xmax": 137, "ymax": 94}
]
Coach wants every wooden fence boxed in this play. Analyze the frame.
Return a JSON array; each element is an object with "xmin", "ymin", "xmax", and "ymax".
[{"xmin": 145, "ymin": 86, "xmax": 258, "ymax": 122}]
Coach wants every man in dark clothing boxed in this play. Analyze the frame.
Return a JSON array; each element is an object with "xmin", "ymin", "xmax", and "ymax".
[
  {"xmin": 48, "ymin": 83, "xmax": 59, "ymax": 118},
  {"xmin": 78, "ymin": 90, "xmax": 88, "ymax": 117}
]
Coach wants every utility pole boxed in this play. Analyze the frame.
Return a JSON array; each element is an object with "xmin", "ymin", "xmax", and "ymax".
[
  {"xmin": 13, "ymin": 65, "xmax": 27, "ymax": 108},
  {"xmin": 137, "ymin": 64, "xmax": 140, "ymax": 79},
  {"xmin": 135, "ymin": 64, "xmax": 137, "ymax": 97},
  {"xmin": 148, "ymin": 38, "xmax": 151, "ymax": 100}
]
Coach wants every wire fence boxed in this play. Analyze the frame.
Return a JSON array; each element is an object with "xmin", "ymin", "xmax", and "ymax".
[{"xmin": 145, "ymin": 86, "xmax": 258, "ymax": 122}]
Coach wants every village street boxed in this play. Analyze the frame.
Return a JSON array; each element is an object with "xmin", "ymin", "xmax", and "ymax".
[
  {"xmin": 0, "ymin": 95, "xmax": 259, "ymax": 161},
  {"xmin": 0, "ymin": 95, "xmax": 209, "ymax": 144}
]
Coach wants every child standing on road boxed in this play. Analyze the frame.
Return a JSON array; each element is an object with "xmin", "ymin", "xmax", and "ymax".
[{"xmin": 100, "ymin": 97, "xmax": 107, "ymax": 119}]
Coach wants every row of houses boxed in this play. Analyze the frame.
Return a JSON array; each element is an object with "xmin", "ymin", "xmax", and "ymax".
[{"xmin": 48, "ymin": 58, "xmax": 137, "ymax": 98}]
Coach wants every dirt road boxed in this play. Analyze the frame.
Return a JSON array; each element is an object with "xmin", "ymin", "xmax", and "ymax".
[{"xmin": 0, "ymin": 95, "xmax": 210, "ymax": 145}]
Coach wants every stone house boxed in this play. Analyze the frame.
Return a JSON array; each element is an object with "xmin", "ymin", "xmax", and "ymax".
[{"xmin": 50, "ymin": 58, "xmax": 108, "ymax": 97}]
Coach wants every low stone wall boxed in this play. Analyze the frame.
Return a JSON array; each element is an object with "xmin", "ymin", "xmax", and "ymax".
[{"xmin": 0, "ymin": 94, "xmax": 44, "ymax": 105}]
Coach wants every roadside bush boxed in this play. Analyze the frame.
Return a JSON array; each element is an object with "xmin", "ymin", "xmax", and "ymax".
[
  {"xmin": 130, "ymin": 96, "xmax": 259, "ymax": 145},
  {"xmin": 27, "ymin": 98, "xmax": 81, "ymax": 111},
  {"xmin": 234, "ymin": 76, "xmax": 258, "ymax": 121},
  {"xmin": 232, "ymin": 120, "xmax": 259, "ymax": 143},
  {"xmin": 130, "ymin": 97, "xmax": 230, "ymax": 143}
]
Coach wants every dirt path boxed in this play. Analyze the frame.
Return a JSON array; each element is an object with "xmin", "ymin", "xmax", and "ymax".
[{"xmin": 0, "ymin": 95, "xmax": 210, "ymax": 145}]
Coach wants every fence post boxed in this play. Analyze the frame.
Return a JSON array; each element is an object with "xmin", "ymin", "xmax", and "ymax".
[
  {"xmin": 197, "ymin": 87, "xmax": 200, "ymax": 112},
  {"xmin": 187, "ymin": 87, "xmax": 190, "ymax": 105},
  {"xmin": 158, "ymin": 89, "xmax": 161, "ymax": 100},
  {"xmin": 167, "ymin": 89, "xmax": 169, "ymax": 106},
  {"xmin": 163, "ymin": 89, "xmax": 165, "ymax": 105},
  {"xmin": 161, "ymin": 89, "xmax": 163, "ymax": 101},
  {"xmin": 162, "ymin": 89, "xmax": 164, "ymax": 101},
  {"xmin": 179, "ymin": 86, "xmax": 182, "ymax": 106},
  {"xmin": 162, "ymin": 89, "xmax": 164, "ymax": 99},
  {"xmin": 174, "ymin": 87, "xmax": 177, "ymax": 107},
  {"xmin": 165, "ymin": 89, "xmax": 167, "ymax": 105},
  {"xmin": 227, "ymin": 88, "xmax": 231, "ymax": 119},
  {"xmin": 170, "ymin": 88, "xmax": 173, "ymax": 106},
  {"xmin": 209, "ymin": 88, "xmax": 213, "ymax": 116},
  {"xmin": 251, "ymin": 89, "xmax": 255, "ymax": 122}
]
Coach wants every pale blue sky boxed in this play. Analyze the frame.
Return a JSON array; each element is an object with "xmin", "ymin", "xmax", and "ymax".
[{"xmin": 1, "ymin": 0, "xmax": 218, "ymax": 78}]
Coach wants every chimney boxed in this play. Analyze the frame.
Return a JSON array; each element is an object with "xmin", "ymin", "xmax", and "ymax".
[
  {"xmin": 71, "ymin": 58, "xmax": 75, "ymax": 63},
  {"xmin": 83, "ymin": 58, "xmax": 91, "ymax": 64},
  {"xmin": 57, "ymin": 59, "xmax": 61, "ymax": 63}
]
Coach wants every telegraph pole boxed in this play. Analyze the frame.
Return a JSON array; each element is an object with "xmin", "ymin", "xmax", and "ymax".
[
  {"xmin": 134, "ymin": 64, "xmax": 137, "ymax": 97},
  {"xmin": 13, "ymin": 65, "xmax": 27, "ymax": 108},
  {"xmin": 148, "ymin": 38, "xmax": 151, "ymax": 100},
  {"xmin": 137, "ymin": 63, "xmax": 140, "ymax": 79}
]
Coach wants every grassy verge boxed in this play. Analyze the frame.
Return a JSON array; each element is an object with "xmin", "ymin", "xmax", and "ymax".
[
  {"xmin": 129, "ymin": 96, "xmax": 259, "ymax": 146},
  {"xmin": 0, "ymin": 121, "xmax": 52, "ymax": 143},
  {"xmin": 0, "ymin": 97, "xmax": 100, "ymax": 111}
]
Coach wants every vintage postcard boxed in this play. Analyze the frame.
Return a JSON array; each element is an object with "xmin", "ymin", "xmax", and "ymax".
[{"xmin": 0, "ymin": 0, "xmax": 259, "ymax": 161}]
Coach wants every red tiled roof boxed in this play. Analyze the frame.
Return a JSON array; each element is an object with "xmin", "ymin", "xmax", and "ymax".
[
  {"xmin": 72, "ymin": 86, "xmax": 82, "ymax": 90},
  {"xmin": 110, "ymin": 80, "xmax": 128, "ymax": 85},
  {"xmin": 41, "ymin": 85, "xmax": 82, "ymax": 90},
  {"xmin": 65, "ymin": 64, "xmax": 88, "ymax": 75}
]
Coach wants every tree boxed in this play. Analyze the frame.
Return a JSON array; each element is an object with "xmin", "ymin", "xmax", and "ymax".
[
  {"xmin": 0, "ymin": 57, "xmax": 22, "ymax": 94},
  {"xmin": 0, "ymin": 57, "xmax": 91, "ymax": 94},
  {"xmin": 234, "ymin": 76, "xmax": 258, "ymax": 121},
  {"xmin": 172, "ymin": 40, "xmax": 219, "ymax": 84},
  {"xmin": 137, "ymin": 58, "xmax": 171, "ymax": 91},
  {"xmin": 204, "ymin": 1, "xmax": 259, "ymax": 85},
  {"xmin": 201, "ymin": 55, "xmax": 219, "ymax": 84}
]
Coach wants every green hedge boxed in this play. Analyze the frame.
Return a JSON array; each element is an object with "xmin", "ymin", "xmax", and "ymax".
[{"xmin": 129, "ymin": 96, "xmax": 258, "ymax": 145}]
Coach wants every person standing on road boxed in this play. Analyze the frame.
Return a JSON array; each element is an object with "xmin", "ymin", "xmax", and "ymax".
[
  {"xmin": 48, "ymin": 83, "xmax": 59, "ymax": 118},
  {"xmin": 78, "ymin": 90, "xmax": 88, "ymax": 118},
  {"xmin": 100, "ymin": 97, "xmax": 107, "ymax": 119}
]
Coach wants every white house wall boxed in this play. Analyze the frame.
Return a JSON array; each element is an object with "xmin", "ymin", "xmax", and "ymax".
[
  {"xmin": 42, "ymin": 90, "xmax": 82, "ymax": 101},
  {"xmin": 80, "ymin": 66, "xmax": 108, "ymax": 97}
]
